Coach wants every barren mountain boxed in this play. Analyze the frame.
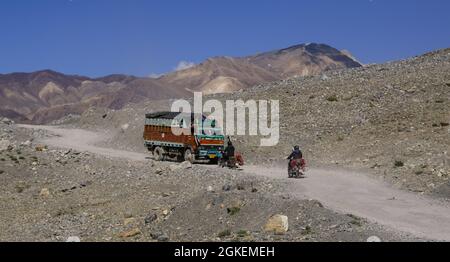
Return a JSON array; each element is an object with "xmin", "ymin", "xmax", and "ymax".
[{"xmin": 0, "ymin": 43, "xmax": 360, "ymax": 124}]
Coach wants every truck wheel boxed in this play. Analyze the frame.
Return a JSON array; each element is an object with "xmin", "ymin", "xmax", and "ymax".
[
  {"xmin": 184, "ymin": 148, "xmax": 195, "ymax": 163},
  {"xmin": 154, "ymin": 147, "xmax": 164, "ymax": 161}
]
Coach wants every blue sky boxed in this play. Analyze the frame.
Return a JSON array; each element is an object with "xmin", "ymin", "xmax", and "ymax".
[{"xmin": 0, "ymin": 0, "xmax": 449, "ymax": 77}]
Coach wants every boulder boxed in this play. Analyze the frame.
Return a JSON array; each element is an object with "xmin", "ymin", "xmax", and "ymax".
[
  {"xmin": 0, "ymin": 140, "xmax": 10, "ymax": 151},
  {"xmin": 264, "ymin": 214, "xmax": 289, "ymax": 235}
]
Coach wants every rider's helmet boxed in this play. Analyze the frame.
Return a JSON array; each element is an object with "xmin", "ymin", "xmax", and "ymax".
[{"xmin": 294, "ymin": 145, "xmax": 300, "ymax": 151}]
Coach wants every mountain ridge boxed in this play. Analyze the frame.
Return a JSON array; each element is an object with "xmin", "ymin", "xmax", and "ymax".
[{"xmin": 0, "ymin": 43, "xmax": 361, "ymax": 123}]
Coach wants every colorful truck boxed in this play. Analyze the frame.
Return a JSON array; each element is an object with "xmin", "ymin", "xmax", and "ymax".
[{"xmin": 143, "ymin": 112, "xmax": 225, "ymax": 163}]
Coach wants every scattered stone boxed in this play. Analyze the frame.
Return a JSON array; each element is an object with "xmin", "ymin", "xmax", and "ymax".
[
  {"xmin": 124, "ymin": 217, "xmax": 136, "ymax": 226},
  {"xmin": 264, "ymin": 215, "xmax": 289, "ymax": 235},
  {"xmin": 121, "ymin": 123, "xmax": 129, "ymax": 132},
  {"xmin": 321, "ymin": 74, "xmax": 329, "ymax": 81},
  {"xmin": 207, "ymin": 186, "xmax": 214, "ymax": 192},
  {"xmin": 157, "ymin": 234, "xmax": 170, "ymax": 242},
  {"xmin": 367, "ymin": 236, "xmax": 382, "ymax": 242},
  {"xmin": 179, "ymin": 161, "xmax": 192, "ymax": 169},
  {"xmin": 119, "ymin": 228, "xmax": 141, "ymax": 238},
  {"xmin": 212, "ymin": 196, "xmax": 224, "ymax": 206},
  {"xmin": 39, "ymin": 188, "xmax": 51, "ymax": 198},
  {"xmin": 66, "ymin": 236, "xmax": 81, "ymax": 242},
  {"xmin": 1, "ymin": 117, "xmax": 14, "ymax": 125},
  {"xmin": 144, "ymin": 212, "xmax": 158, "ymax": 224},
  {"xmin": 0, "ymin": 140, "xmax": 10, "ymax": 151}
]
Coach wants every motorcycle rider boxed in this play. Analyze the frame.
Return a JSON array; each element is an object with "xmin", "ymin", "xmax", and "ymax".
[
  {"xmin": 224, "ymin": 139, "xmax": 235, "ymax": 161},
  {"xmin": 287, "ymin": 146, "xmax": 303, "ymax": 171}
]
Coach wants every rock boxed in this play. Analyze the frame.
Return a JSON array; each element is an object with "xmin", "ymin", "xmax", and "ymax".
[
  {"xmin": 321, "ymin": 74, "xmax": 329, "ymax": 81},
  {"xmin": 367, "ymin": 236, "xmax": 382, "ymax": 242},
  {"xmin": 66, "ymin": 236, "xmax": 81, "ymax": 242},
  {"xmin": 119, "ymin": 228, "xmax": 141, "ymax": 238},
  {"xmin": 207, "ymin": 186, "xmax": 214, "ymax": 192},
  {"xmin": 21, "ymin": 140, "xmax": 31, "ymax": 147},
  {"xmin": 39, "ymin": 188, "xmax": 51, "ymax": 198},
  {"xmin": 179, "ymin": 161, "xmax": 192, "ymax": 169},
  {"xmin": 121, "ymin": 123, "xmax": 129, "ymax": 132},
  {"xmin": 124, "ymin": 212, "xmax": 133, "ymax": 218},
  {"xmin": 0, "ymin": 140, "xmax": 10, "ymax": 151},
  {"xmin": 157, "ymin": 234, "xmax": 169, "ymax": 242},
  {"xmin": 264, "ymin": 215, "xmax": 289, "ymax": 235},
  {"xmin": 212, "ymin": 196, "xmax": 224, "ymax": 206},
  {"xmin": 144, "ymin": 212, "xmax": 158, "ymax": 224},
  {"xmin": 162, "ymin": 209, "xmax": 170, "ymax": 216},
  {"xmin": 124, "ymin": 217, "xmax": 136, "ymax": 226},
  {"xmin": 150, "ymin": 231, "xmax": 169, "ymax": 241},
  {"xmin": 170, "ymin": 161, "xmax": 192, "ymax": 171},
  {"xmin": 1, "ymin": 117, "xmax": 14, "ymax": 125},
  {"xmin": 155, "ymin": 168, "xmax": 163, "ymax": 175}
]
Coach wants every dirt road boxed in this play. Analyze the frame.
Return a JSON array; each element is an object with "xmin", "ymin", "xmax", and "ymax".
[{"xmin": 19, "ymin": 125, "xmax": 450, "ymax": 241}]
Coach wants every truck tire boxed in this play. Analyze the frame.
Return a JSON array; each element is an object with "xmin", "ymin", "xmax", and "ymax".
[
  {"xmin": 154, "ymin": 147, "xmax": 164, "ymax": 161},
  {"xmin": 184, "ymin": 148, "xmax": 195, "ymax": 163}
]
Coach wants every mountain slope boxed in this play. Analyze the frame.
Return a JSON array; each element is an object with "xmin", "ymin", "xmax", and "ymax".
[{"xmin": 0, "ymin": 43, "xmax": 361, "ymax": 123}]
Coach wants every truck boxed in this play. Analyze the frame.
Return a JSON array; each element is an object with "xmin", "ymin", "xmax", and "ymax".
[{"xmin": 143, "ymin": 111, "xmax": 225, "ymax": 163}]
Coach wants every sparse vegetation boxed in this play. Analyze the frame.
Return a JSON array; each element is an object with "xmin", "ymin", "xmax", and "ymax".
[
  {"xmin": 326, "ymin": 95, "xmax": 338, "ymax": 102},
  {"xmin": 227, "ymin": 206, "xmax": 241, "ymax": 216},
  {"xmin": 217, "ymin": 229, "xmax": 231, "ymax": 238},
  {"xmin": 301, "ymin": 226, "xmax": 313, "ymax": 235},
  {"xmin": 236, "ymin": 230, "xmax": 249, "ymax": 238},
  {"xmin": 394, "ymin": 160, "xmax": 405, "ymax": 168}
]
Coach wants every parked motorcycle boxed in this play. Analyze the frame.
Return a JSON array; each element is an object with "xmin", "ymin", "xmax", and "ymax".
[{"xmin": 218, "ymin": 152, "xmax": 244, "ymax": 169}]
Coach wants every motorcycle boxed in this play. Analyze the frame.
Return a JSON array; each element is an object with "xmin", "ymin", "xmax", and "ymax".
[
  {"xmin": 218, "ymin": 152, "xmax": 244, "ymax": 169},
  {"xmin": 288, "ymin": 158, "xmax": 306, "ymax": 178}
]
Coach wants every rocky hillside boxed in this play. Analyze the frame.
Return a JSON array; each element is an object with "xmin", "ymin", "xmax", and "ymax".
[
  {"xmin": 73, "ymin": 48, "xmax": 450, "ymax": 195},
  {"xmin": 0, "ymin": 119, "xmax": 415, "ymax": 241},
  {"xmin": 0, "ymin": 43, "xmax": 360, "ymax": 124}
]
